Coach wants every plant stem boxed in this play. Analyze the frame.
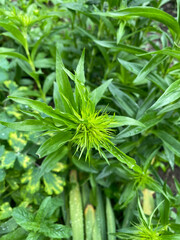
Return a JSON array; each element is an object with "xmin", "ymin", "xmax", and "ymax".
[
  {"xmin": 23, "ymin": 29, "xmax": 45, "ymax": 100},
  {"xmin": 87, "ymin": 14, "xmax": 104, "ymax": 81}
]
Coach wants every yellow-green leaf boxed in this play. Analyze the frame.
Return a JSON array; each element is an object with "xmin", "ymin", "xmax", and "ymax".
[
  {"xmin": 8, "ymin": 132, "xmax": 27, "ymax": 152},
  {"xmin": 43, "ymin": 172, "xmax": 65, "ymax": 195},
  {"xmin": 0, "ymin": 151, "xmax": 16, "ymax": 169},
  {"xmin": 0, "ymin": 202, "xmax": 12, "ymax": 220},
  {"xmin": 17, "ymin": 154, "xmax": 32, "ymax": 169}
]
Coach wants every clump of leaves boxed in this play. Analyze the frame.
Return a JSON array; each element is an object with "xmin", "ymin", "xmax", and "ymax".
[
  {"xmin": 0, "ymin": 49, "xmax": 144, "ymax": 173},
  {"xmin": 11, "ymin": 196, "xmax": 71, "ymax": 239},
  {"xmin": 116, "ymin": 200, "xmax": 180, "ymax": 240}
]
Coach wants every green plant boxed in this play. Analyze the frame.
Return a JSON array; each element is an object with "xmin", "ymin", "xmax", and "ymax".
[
  {"xmin": 1, "ymin": 0, "xmax": 180, "ymax": 239},
  {"xmin": 1, "ymin": 196, "xmax": 71, "ymax": 239},
  {"xmin": 116, "ymin": 199, "xmax": 180, "ymax": 240},
  {"xmin": 0, "ymin": 49, "xmax": 144, "ymax": 173}
]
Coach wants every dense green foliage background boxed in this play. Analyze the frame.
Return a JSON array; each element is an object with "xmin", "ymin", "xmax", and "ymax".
[{"xmin": 1, "ymin": 0, "xmax": 180, "ymax": 239}]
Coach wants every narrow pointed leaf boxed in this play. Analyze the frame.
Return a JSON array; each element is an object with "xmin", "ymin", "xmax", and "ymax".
[
  {"xmin": 139, "ymin": 48, "xmax": 180, "ymax": 59},
  {"xmin": 8, "ymin": 96, "xmax": 79, "ymax": 126},
  {"xmin": 0, "ymin": 51, "xmax": 28, "ymax": 62},
  {"xmin": 76, "ymin": 49, "xmax": 85, "ymax": 83},
  {"xmin": 53, "ymin": 82, "xmax": 65, "ymax": 112},
  {"xmin": 36, "ymin": 131, "xmax": 72, "ymax": 157},
  {"xmin": 154, "ymin": 130, "xmax": 180, "ymax": 157},
  {"xmin": 0, "ymin": 22, "xmax": 27, "ymax": 49},
  {"xmin": 150, "ymin": 79, "xmax": 180, "ymax": 110},
  {"xmin": 103, "ymin": 142, "xmax": 142, "ymax": 173},
  {"xmin": 0, "ymin": 119, "xmax": 57, "ymax": 131},
  {"xmin": 94, "ymin": 40, "xmax": 147, "ymax": 55},
  {"xmin": 133, "ymin": 55, "xmax": 167, "ymax": 84},
  {"xmin": 40, "ymin": 147, "xmax": 68, "ymax": 176},
  {"xmin": 56, "ymin": 49, "xmax": 76, "ymax": 111},
  {"xmin": 90, "ymin": 79, "xmax": 112, "ymax": 106},
  {"xmin": 117, "ymin": 20, "xmax": 126, "ymax": 44},
  {"xmin": 109, "ymin": 116, "xmax": 145, "ymax": 128},
  {"xmin": 93, "ymin": 7, "xmax": 180, "ymax": 35},
  {"xmin": 177, "ymin": 0, "xmax": 180, "ymax": 26},
  {"xmin": 118, "ymin": 58, "xmax": 167, "ymax": 90}
]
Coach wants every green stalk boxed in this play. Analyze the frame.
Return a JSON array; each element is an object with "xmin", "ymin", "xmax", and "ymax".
[
  {"xmin": 106, "ymin": 198, "xmax": 116, "ymax": 240},
  {"xmin": 87, "ymin": 4, "xmax": 104, "ymax": 81},
  {"xmin": 96, "ymin": 186, "xmax": 106, "ymax": 240},
  {"xmin": 85, "ymin": 204, "xmax": 95, "ymax": 240},
  {"xmin": 69, "ymin": 170, "xmax": 84, "ymax": 240},
  {"xmin": 93, "ymin": 212, "xmax": 102, "ymax": 240}
]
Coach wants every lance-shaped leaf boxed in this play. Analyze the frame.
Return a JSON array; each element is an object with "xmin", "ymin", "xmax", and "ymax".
[
  {"xmin": 133, "ymin": 55, "xmax": 167, "ymax": 84},
  {"xmin": 8, "ymin": 96, "xmax": 79, "ymax": 126},
  {"xmin": 109, "ymin": 83, "xmax": 139, "ymax": 117},
  {"xmin": 118, "ymin": 58, "xmax": 167, "ymax": 90},
  {"xmin": 53, "ymin": 82, "xmax": 65, "ymax": 112},
  {"xmin": 56, "ymin": 49, "xmax": 76, "ymax": 112},
  {"xmin": 116, "ymin": 110, "xmax": 163, "ymax": 139},
  {"xmin": 76, "ymin": 49, "xmax": 85, "ymax": 83},
  {"xmin": 177, "ymin": 0, "xmax": 180, "ymax": 27},
  {"xmin": 36, "ymin": 131, "xmax": 72, "ymax": 157},
  {"xmin": 74, "ymin": 51, "xmax": 89, "ymax": 112},
  {"xmin": 0, "ymin": 119, "xmax": 56, "ymax": 131},
  {"xmin": 93, "ymin": 7, "xmax": 180, "ymax": 36},
  {"xmin": 0, "ymin": 22, "xmax": 27, "ymax": 49},
  {"xmin": 94, "ymin": 40, "xmax": 147, "ymax": 55},
  {"xmin": 150, "ymin": 79, "xmax": 180, "ymax": 110},
  {"xmin": 154, "ymin": 130, "xmax": 180, "ymax": 157},
  {"xmin": 109, "ymin": 116, "xmax": 145, "ymax": 128},
  {"xmin": 138, "ymin": 48, "xmax": 180, "ymax": 60},
  {"xmin": 0, "ymin": 228, "xmax": 27, "ymax": 240},
  {"xmin": 0, "ymin": 50, "xmax": 28, "ymax": 62},
  {"xmin": 31, "ymin": 32, "xmax": 51, "ymax": 61},
  {"xmin": 90, "ymin": 79, "xmax": 112, "ymax": 106},
  {"xmin": 39, "ymin": 147, "xmax": 68, "ymax": 176},
  {"xmin": 103, "ymin": 142, "xmax": 142, "ymax": 173}
]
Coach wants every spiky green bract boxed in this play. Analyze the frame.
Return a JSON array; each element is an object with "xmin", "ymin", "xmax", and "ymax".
[
  {"xmin": 116, "ymin": 200, "xmax": 171, "ymax": 240},
  {"xmin": 133, "ymin": 224, "xmax": 164, "ymax": 240},
  {"xmin": 72, "ymin": 106, "xmax": 113, "ymax": 162},
  {"xmin": 117, "ymin": 224, "xmax": 166, "ymax": 240}
]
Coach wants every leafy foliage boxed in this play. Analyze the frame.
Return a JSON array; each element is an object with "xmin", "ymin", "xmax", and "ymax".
[{"xmin": 0, "ymin": 0, "xmax": 180, "ymax": 239}]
